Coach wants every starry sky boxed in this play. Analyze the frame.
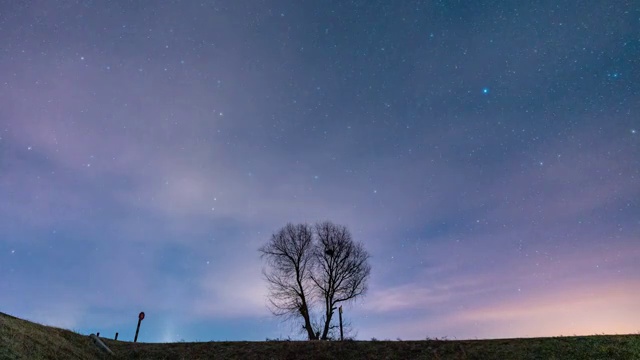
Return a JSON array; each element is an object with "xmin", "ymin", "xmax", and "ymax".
[{"xmin": 1, "ymin": 1, "xmax": 639, "ymax": 342}]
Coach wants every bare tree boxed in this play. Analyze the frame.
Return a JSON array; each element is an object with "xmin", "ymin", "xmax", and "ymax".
[
  {"xmin": 259, "ymin": 221, "xmax": 371, "ymax": 341},
  {"xmin": 259, "ymin": 223, "xmax": 317, "ymax": 340},
  {"xmin": 312, "ymin": 221, "xmax": 371, "ymax": 340}
]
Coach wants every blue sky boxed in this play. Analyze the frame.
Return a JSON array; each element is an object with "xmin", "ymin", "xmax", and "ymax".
[{"xmin": 1, "ymin": 0, "xmax": 638, "ymax": 342}]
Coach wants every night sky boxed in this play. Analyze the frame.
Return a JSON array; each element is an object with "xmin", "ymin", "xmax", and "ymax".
[{"xmin": 1, "ymin": 1, "xmax": 639, "ymax": 342}]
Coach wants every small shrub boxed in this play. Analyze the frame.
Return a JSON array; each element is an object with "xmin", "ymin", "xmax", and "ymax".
[{"xmin": 265, "ymin": 337, "xmax": 292, "ymax": 342}]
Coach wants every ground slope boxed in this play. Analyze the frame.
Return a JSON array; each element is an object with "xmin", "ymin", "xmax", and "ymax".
[
  {"xmin": 0, "ymin": 311, "xmax": 108, "ymax": 360},
  {"xmin": 2, "ymin": 311, "xmax": 639, "ymax": 359}
]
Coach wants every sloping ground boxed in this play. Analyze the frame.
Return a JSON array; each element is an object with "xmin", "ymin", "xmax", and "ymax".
[
  {"xmin": 2, "ymin": 311, "xmax": 639, "ymax": 360},
  {"xmin": 0, "ymin": 311, "xmax": 108, "ymax": 360}
]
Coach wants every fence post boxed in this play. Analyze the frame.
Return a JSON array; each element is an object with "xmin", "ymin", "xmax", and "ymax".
[
  {"xmin": 115, "ymin": 332, "xmax": 118, "ymax": 340},
  {"xmin": 339, "ymin": 306, "xmax": 343, "ymax": 341}
]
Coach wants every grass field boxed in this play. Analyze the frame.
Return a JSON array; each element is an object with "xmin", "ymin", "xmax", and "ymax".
[{"xmin": 2, "ymin": 311, "xmax": 639, "ymax": 359}]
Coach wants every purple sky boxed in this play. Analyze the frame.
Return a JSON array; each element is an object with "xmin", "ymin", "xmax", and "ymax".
[{"xmin": 1, "ymin": 1, "xmax": 639, "ymax": 342}]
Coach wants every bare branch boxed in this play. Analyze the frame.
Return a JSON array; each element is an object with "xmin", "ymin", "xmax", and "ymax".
[
  {"xmin": 259, "ymin": 223, "xmax": 318, "ymax": 340},
  {"xmin": 313, "ymin": 221, "xmax": 371, "ymax": 340},
  {"xmin": 259, "ymin": 221, "xmax": 370, "ymax": 341}
]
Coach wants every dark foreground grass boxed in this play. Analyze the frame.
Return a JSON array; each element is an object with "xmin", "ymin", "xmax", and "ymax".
[
  {"xmin": 2, "ymin": 311, "xmax": 639, "ymax": 360},
  {"xmin": 103, "ymin": 336, "xmax": 640, "ymax": 360},
  {"xmin": 0, "ymin": 311, "xmax": 108, "ymax": 360}
]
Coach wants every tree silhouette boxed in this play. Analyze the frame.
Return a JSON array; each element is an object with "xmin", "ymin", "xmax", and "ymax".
[
  {"xmin": 312, "ymin": 221, "xmax": 371, "ymax": 340},
  {"xmin": 258, "ymin": 223, "xmax": 317, "ymax": 340},
  {"xmin": 259, "ymin": 221, "xmax": 371, "ymax": 340}
]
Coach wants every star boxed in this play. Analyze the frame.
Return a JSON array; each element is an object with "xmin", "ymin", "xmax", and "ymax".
[{"xmin": 1, "ymin": 0, "xmax": 636, "ymax": 343}]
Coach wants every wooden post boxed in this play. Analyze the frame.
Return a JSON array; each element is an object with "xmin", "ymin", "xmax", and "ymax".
[
  {"xmin": 134, "ymin": 312, "xmax": 145, "ymax": 342},
  {"xmin": 115, "ymin": 332, "xmax": 118, "ymax": 340},
  {"xmin": 96, "ymin": 332, "xmax": 100, "ymax": 337},
  {"xmin": 339, "ymin": 306, "xmax": 343, "ymax": 341},
  {"xmin": 134, "ymin": 318, "xmax": 141, "ymax": 342}
]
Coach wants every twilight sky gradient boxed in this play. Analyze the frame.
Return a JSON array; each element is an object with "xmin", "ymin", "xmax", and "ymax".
[{"xmin": 1, "ymin": 1, "xmax": 639, "ymax": 342}]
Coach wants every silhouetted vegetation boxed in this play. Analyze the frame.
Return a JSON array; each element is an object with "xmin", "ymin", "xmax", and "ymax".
[{"xmin": 259, "ymin": 221, "xmax": 371, "ymax": 340}]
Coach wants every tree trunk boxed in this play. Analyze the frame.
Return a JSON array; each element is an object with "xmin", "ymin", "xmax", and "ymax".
[
  {"xmin": 321, "ymin": 307, "xmax": 333, "ymax": 340},
  {"xmin": 300, "ymin": 303, "xmax": 317, "ymax": 340}
]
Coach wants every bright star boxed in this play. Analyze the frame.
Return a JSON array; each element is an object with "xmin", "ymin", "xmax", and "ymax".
[
  {"xmin": 482, "ymin": 87, "xmax": 489, "ymax": 94},
  {"xmin": 632, "ymin": 129, "xmax": 637, "ymax": 134}
]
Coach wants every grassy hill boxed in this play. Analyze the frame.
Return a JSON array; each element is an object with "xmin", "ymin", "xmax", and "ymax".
[
  {"xmin": 2, "ymin": 311, "xmax": 639, "ymax": 359},
  {"xmin": 0, "ymin": 311, "xmax": 108, "ymax": 360}
]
